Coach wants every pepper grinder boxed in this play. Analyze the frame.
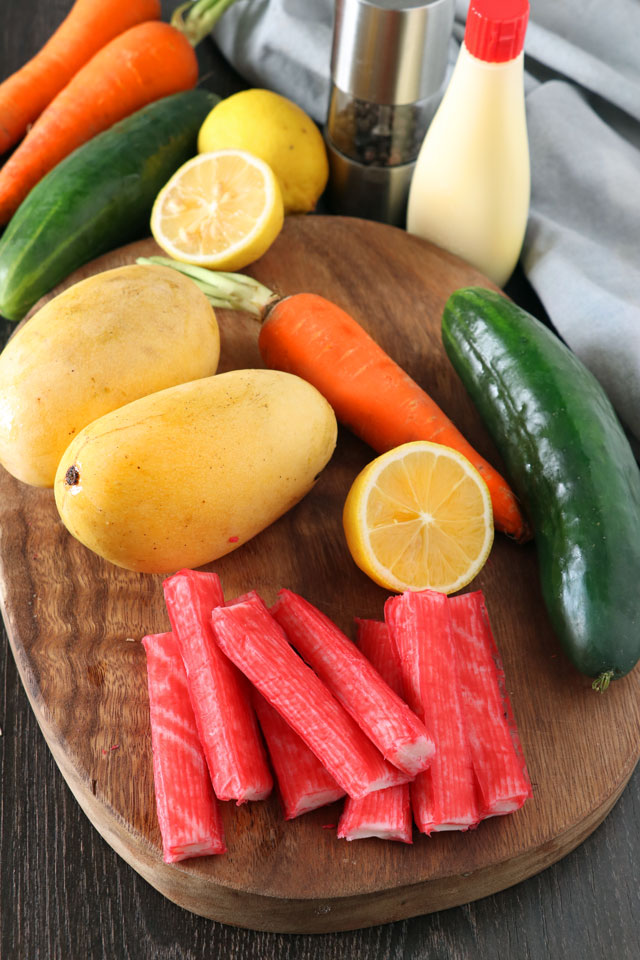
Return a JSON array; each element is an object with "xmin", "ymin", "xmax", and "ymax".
[{"xmin": 325, "ymin": 0, "xmax": 454, "ymax": 226}]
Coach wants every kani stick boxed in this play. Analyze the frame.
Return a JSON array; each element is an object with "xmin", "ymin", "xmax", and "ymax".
[
  {"xmin": 251, "ymin": 688, "xmax": 345, "ymax": 820},
  {"xmin": 386, "ymin": 590, "xmax": 481, "ymax": 834},
  {"xmin": 448, "ymin": 591, "xmax": 532, "ymax": 816},
  {"xmin": 271, "ymin": 589, "xmax": 435, "ymax": 776},
  {"xmin": 163, "ymin": 569, "xmax": 273, "ymax": 804},
  {"xmin": 337, "ymin": 619, "xmax": 412, "ymax": 843},
  {"xmin": 142, "ymin": 630, "xmax": 226, "ymax": 862}
]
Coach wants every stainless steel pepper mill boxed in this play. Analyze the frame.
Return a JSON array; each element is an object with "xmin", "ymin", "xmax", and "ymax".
[{"xmin": 325, "ymin": 0, "xmax": 454, "ymax": 226}]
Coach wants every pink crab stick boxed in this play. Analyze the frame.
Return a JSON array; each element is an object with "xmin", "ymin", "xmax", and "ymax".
[
  {"xmin": 337, "ymin": 619, "xmax": 413, "ymax": 844},
  {"xmin": 142, "ymin": 630, "xmax": 226, "ymax": 862},
  {"xmin": 251, "ymin": 688, "xmax": 345, "ymax": 820},
  {"xmin": 448, "ymin": 591, "xmax": 532, "ymax": 816},
  {"xmin": 270, "ymin": 589, "xmax": 435, "ymax": 776},
  {"xmin": 209, "ymin": 594, "xmax": 411, "ymax": 800},
  {"xmin": 385, "ymin": 590, "xmax": 481, "ymax": 834},
  {"xmin": 163, "ymin": 569, "xmax": 273, "ymax": 804}
]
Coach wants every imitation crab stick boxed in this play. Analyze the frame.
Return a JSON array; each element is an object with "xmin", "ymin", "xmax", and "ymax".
[
  {"xmin": 163, "ymin": 569, "xmax": 273, "ymax": 804},
  {"xmin": 141, "ymin": 630, "xmax": 226, "ymax": 861},
  {"xmin": 209, "ymin": 594, "xmax": 411, "ymax": 799},
  {"xmin": 251, "ymin": 689, "xmax": 345, "ymax": 820},
  {"xmin": 271, "ymin": 589, "xmax": 435, "ymax": 777},
  {"xmin": 338, "ymin": 783, "xmax": 412, "ymax": 844},
  {"xmin": 385, "ymin": 590, "xmax": 481, "ymax": 834},
  {"xmin": 0, "ymin": 21, "xmax": 198, "ymax": 224},
  {"xmin": 0, "ymin": 0, "xmax": 161, "ymax": 156},
  {"xmin": 448, "ymin": 591, "xmax": 532, "ymax": 816},
  {"xmin": 337, "ymin": 620, "xmax": 413, "ymax": 844},
  {"xmin": 135, "ymin": 257, "xmax": 529, "ymax": 543}
]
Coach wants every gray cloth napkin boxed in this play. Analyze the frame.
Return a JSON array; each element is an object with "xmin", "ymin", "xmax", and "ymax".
[{"xmin": 214, "ymin": 0, "xmax": 640, "ymax": 447}]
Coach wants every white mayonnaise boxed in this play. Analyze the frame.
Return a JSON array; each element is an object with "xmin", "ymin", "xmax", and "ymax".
[{"xmin": 407, "ymin": 0, "xmax": 530, "ymax": 288}]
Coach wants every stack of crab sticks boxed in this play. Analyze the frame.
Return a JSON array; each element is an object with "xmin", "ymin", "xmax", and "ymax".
[{"xmin": 142, "ymin": 570, "xmax": 532, "ymax": 862}]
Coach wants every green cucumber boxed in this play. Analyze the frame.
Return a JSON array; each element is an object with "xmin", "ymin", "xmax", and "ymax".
[
  {"xmin": 441, "ymin": 286, "xmax": 640, "ymax": 688},
  {"xmin": 0, "ymin": 89, "xmax": 219, "ymax": 321}
]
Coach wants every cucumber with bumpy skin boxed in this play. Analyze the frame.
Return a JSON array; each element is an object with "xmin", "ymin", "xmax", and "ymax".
[
  {"xmin": 442, "ymin": 286, "xmax": 640, "ymax": 689},
  {"xmin": 0, "ymin": 89, "xmax": 219, "ymax": 321}
]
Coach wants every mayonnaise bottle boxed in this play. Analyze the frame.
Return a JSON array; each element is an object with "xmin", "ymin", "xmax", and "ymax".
[{"xmin": 406, "ymin": 0, "xmax": 530, "ymax": 287}]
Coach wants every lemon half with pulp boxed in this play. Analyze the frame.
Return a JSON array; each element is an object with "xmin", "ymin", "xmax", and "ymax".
[
  {"xmin": 343, "ymin": 440, "xmax": 494, "ymax": 594},
  {"xmin": 151, "ymin": 149, "xmax": 284, "ymax": 271}
]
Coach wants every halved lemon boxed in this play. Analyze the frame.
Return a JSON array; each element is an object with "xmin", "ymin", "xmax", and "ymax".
[
  {"xmin": 343, "ymin": 441, "xmax": 494, "ymax": 594},
  {"xmin": 150, "ymin": 149, "xmax": 284, "ymax": 271}
]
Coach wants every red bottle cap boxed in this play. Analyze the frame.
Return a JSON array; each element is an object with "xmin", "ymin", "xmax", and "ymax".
[{"xmin": 464, "ymin": 0, "xmax": 529, "ymax": 63}]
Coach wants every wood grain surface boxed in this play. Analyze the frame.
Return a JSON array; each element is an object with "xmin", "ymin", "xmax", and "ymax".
[{"xmin": 2, "ymin": 216, "xmax": 639, "ymax": 934}]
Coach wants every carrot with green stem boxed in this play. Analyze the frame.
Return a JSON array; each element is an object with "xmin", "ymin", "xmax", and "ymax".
[
  {"xmin": 0, "ymin": 0, "xmax": 161, "ymax": 156},
  {"xmin": 137, "ymin": 255, "xmax": 531, "ymax": 542}
]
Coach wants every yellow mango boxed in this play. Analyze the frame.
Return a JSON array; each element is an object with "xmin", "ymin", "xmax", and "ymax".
[
  {"xmin": 0, "ymin": 263, "xmax": 220, "ymax": 487},
  {"xmin": 54, "ymin": 369, "xmax": 338, "ymax": 573}
]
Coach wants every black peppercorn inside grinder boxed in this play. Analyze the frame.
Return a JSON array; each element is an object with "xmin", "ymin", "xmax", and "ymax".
[{"xmin": 325, "ymin": 0, "xmax": 454, "ymax": 226}]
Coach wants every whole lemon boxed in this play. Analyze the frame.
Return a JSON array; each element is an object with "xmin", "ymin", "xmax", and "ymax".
[{"xmin": 198, "ymin": 89, "xmax": 329, "ymax": 214}]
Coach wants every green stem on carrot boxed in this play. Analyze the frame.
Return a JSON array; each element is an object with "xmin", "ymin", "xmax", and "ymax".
[
  {"xmin": 136, "ymin": 256, "xmax": 278, "ymax": 317},
  {"xmin": 171, "ymin": 0, "xmax": 240, "ymax": 46}
]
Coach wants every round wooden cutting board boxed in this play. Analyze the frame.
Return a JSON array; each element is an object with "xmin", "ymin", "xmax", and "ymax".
[{"xmin": 1, "ymin": 216, "xmax": 639, "ymax": 934}]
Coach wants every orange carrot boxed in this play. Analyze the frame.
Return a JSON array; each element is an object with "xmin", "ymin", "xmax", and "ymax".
[
  {"xmin": 0, "ymin": 0, "xmax": 161, "ymax": 156},
  {"xmin": 0, "ymin": 20, "xmax": 198, "ymax": 224},
  {"xmin": 137, "ymin": 259, "xmax": 531, "ymax": 542},
  {"xmin": 259, "ymin": 294, "xmax": 530, "ymax": 542}
]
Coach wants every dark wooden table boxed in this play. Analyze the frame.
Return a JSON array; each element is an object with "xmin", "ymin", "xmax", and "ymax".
[{"xmin": 1, "ymin": 2, "xmax": 639, "ymax": 958}]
